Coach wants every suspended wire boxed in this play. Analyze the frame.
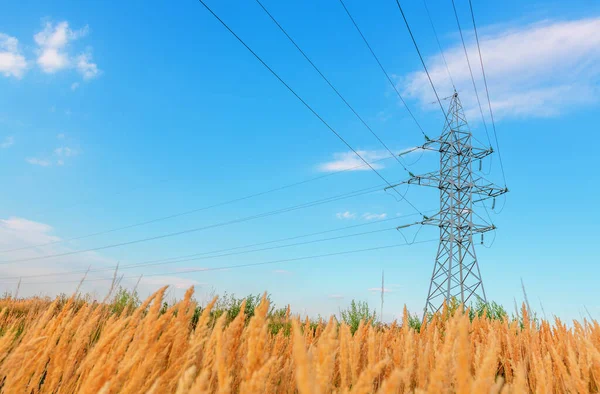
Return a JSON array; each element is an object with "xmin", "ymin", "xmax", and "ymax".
[
  {"xmin": 0, "ymin": 153, "xmax": 399, "ymax": 255},
  {"xmin": 10, "ymin": 239, "xmax": 438, "ymax": 286},
  {"xmin": 0, "ymin": 214, "xmax": 425, "ymax": 281},
  {"xmin": 421, "ymin": 0, "xmax": 455, "ymax": 90},
  {"xmin": 337, "ymin": 0, "xmax": 428, "ymax": 139},
  {"xmin": 448, "ymin": 0, "xmax": 492, "ymax": 148},
  {"xmin": 255, "ymin": 0, "xmax": 417, "ymax": 176},
  {"xmin": 396, "ymin": 219, "xmax": 425, "ymax": 245},
  {"xmin": 0, "ymin": 218, "xmax": 422, "ymax": 282},
  {"xmin": 196, "ymin": 0, "xmax": 425, "ymax": 217},
  {"xmin": 0, "ymin": 182, "xmax": 398, "ymax": 265},
  {"xmin": 28, "ymin": 177, "xmax": 177, "ymax": 217},
  {"xmin": 391, "ymin": 0, "xmax": 450, "ymax": 126},
  {"xmin": 467, "ymin": 0, "xmax": 508, "ymax": 187}
]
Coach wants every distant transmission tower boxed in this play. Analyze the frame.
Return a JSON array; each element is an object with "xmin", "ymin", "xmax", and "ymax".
[{"xmin": 389, "ymin": 92, "xmax": 507, "ymax": 315}]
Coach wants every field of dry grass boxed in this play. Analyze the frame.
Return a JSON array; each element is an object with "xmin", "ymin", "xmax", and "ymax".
[{"xmin": 0, "ymin": 287, "xmax": 598, "ymax": 393}]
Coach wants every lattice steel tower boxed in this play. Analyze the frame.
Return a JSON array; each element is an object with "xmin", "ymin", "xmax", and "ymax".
[{"xmin": 389, "ymin": 92, "xmax": 507, "ymax": 315}]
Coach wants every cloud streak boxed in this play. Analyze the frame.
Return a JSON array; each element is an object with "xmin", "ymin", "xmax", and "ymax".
[
  {"xmin": 336, "ymin": 211, "xmax": 356, "ymax": 220},
  {"xmin": 401, "ymin": 18, "xmax": 600, "ymax": 120},
  {"xmin": 362, "ymin": 213, "xmax": 387, "ymax": 221},
  {"xmin": 317, "ymin": 147, "xmax": 425, "ymax": 173},
  {"xmin": 368, "ymin": 287, "xmax": 393, "ymax": 293},
  {"xmin": 1, "ymin": 136, "xmax": 14, "ymax": 148}
]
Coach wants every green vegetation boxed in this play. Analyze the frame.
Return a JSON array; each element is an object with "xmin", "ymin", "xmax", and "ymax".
[
  {"xmin": 340, "ymin": 299, "xmax": 376, "ymax": 334},
  {"xmin": 16, "ymin": 286, "xmax": 528, "ymax": 337}
]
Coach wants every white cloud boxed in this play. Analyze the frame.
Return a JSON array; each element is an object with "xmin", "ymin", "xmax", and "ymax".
[
  {"xmin": 317, "ymin": 147, "xmax": 424, "ymax": 173},
  {"xmin": 318, "ymin": 150, "xmax": 389, "ymax": 172},
  {"xmin": 329, "ymin": 294, "xmax": 344, "ymax": 299},
  {"xmin": 54, "ymin": 146, "xmax": 77, "ymax": 157},
  {"xmin": 0, "ymin": 217, "xmax": 117, "ymax": 296},
  {"xmin": 70, "ymin": 82, "xmax": 79, "ymax": 91},
  {"xmin": 75, "ymin": 53, "xmax": 99, "ymax": 79},
  {"xmin": 1, "ymin": 136, "xmax": 14, "ymax": 148},
  {"xmin": 0, "ymin": 217, "xmax": 203, "ymax": 299},
  {"xmin": 26, "ymin": 146, "xmax": 79, "ymax": 167},
  {"xmin": 362, "ymin": 212, "xmax": 387, "ymax": 221},
  {"xmin": 26, "ymin": 157, "xmax": 51, "ymax": 167},
  {"xmin": 34, "ymin": 21, "xmax": 100, "ymax": 80},
  {"xmin": 368, "ymin": 287, "xmax": 394, "ymax": 293},
  {"xmin": 401, "ymin": 18, "xmax": 600, "ymax": 120},
  {"xmin": 35, "ymin": 21, "xmax": 81, "ymax": 73},
  {"xmin": 56, "ymin": 133, "xmax": 65, "ymax": 139},
  {"xmin": 376, "ymin": 111, "xmax": 392, "ymax": 122},
  {"xmin": 0, "ymin": 217, "xmax": 57, "ymax": 237},
  {"xmin": 0, "ymin": 33, "xmax": 27, "ymax": 78},
  {"xmin": 336, "ymin": 211, "xmax": 356, "ymax": 220}
]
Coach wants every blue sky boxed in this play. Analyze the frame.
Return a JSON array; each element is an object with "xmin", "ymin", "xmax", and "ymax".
[{"xmin": 0, "ymin": 0, "xmax": 598, "ymax": 321}]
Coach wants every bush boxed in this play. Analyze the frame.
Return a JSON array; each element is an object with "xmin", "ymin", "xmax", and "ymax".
[{"xmin": 340, "ymin": 300, "xmax": 376, "ymax": 334}]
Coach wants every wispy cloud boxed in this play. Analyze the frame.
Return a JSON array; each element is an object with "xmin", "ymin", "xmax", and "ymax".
[
  {"xmin": 27, "ymin": 145, "xmax": 80, "ymax": 167},
  {"xmin": 362, "ymin": 213, "xmax": 387, "ymax": 221},
  {"xmin": 26, "ymin": 157, "xmax": 51, "ymax": 167},
  {"xmin": 376, "ymin": 111, "xmax": 392, "ymax": 122},
  {"xmin": 1, "ymin": 136, "xmax": 14, "ymax": 148},
  {"xmin": 336, "ymin": 211, "xmax": 356, "ymax": 220},
  {"xmin": 75, "ymin": 53, "xmax": 99, "ymax": 79},
  {"xmin": 54, "ymin": 146, "xmax": 77, "ymax": 157},
  {"xmin": 401, "ymin": 17, "xmax": 600, "ymax": 120},
  {"xmin": 0, "ymin": 33, "xmax": 27, "ymax": 78},
  {"xmin": 368, "ymin": 287, "xmax": 394, "ymax": 293},
  {"xmin": 318, "ymin": 150, "xmax": 388, "ymax": 172},
  {"xmin": 317, "ymin": 147, "xmax": 425, "ymax": 173},
  {"xmin": 70, "ymin": 82, "xmax": 79, "ymax": 91},
  {"xmin": 0, "ymin": 217, "xmax": 200, "ymax": 299},
  {"xmin": 34, "ymin": 21, "xmax": 100, "ymax": 80},
  {"xmin": 273, "ymin": 269, "xmax": 292, "ymax": 275},
  {"xmin": 0, "ymin": 216, "xmax": 118, "ymax": 297},
  {"xmin": 329, "ymin": 294, "xmax": 344, "ymax": 299}
]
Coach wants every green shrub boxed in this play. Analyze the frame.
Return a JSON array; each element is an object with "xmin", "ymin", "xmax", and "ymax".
[{"xmin": 340, "ymin": 300, "xmax": 376, "ymax": 334}]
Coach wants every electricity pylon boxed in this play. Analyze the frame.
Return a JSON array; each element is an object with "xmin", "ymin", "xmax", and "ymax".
[{"xmin": 388, "ymin": 92, "xmax": 507, "ymax": 315}]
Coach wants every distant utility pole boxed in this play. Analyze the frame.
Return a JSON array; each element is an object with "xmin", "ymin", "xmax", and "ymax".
[
  {"xmin": 380, "ymin": 270, "xmax": 384, "ymax": 323},
  {"xmin": 389, "ymin": 92, "xmax": 507, "ymax": 316}
]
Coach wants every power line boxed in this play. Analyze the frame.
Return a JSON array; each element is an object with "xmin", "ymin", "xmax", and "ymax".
[
  {"xmin": 255, "ymin": 0, "xmax": 417, "ymax": 175},
  {"xmin": 422, "ymin": 0, "xmax": 455, "ymax": 89},
  {"xmin": 196, "ymin": 0, "xmax": 425, "ymax": 217},
  {"xmin": 337, "ymin": 0, "xmax": 428, "ymax": 139},
  {"xmin": 449, "ymin": 0, "xmax": 493, "ymax": 148},
  {"xmin": 0, "ymin": 214, "xmax": 421, "ymax": 280},
  {"xmin": 9, "ymin": 239, "xmax": 438, "ymax": 286},
  {"xmin": 0, "ymin": 216, "xmax": 424, "ymax": 281},
  {"xmin": 28, "ymin": 177, "xmax": 177, "ymax": 217},
  {"xmin": 0, "ymin": 154, "xmax": 399, "ymax": 255},
  {"xmin": 467, "ymin": 0, "xmax": 508, "ymax": 187},
  {"xmin": 392, "ymin": 0, "xmax": 449, "ymax": 125},
  {"xmin": 6, "ymin": 1, "xmax": 428, "ymax": 256},
  {"xmin": 0, "ymin": 181, "xmax": 398, "ymax": 265}
]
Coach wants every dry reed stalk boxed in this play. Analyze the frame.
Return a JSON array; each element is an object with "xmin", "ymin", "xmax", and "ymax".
[{"xmin": 0, "ymin": 288, "xmax": 597, "ymax": 393}]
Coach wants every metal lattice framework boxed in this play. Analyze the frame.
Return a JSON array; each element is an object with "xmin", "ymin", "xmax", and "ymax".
[{"xmin": 388, "ymin": 92, "xmax": 507, "ymax": 315}]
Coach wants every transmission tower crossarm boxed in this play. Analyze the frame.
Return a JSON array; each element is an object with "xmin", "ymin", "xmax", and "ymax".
[
  {"xmin": 471, "ymin": 224, "xmax": 496, "ymax": 234},
  {"xmin": 472, "ymin": 183, "xmax": 508, "ymax": 201},
  {"xmin": 395, "ymin": 213, "xmax": 439, "ymax": 231}
]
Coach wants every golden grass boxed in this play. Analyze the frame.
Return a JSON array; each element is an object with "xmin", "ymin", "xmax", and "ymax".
[{"xmin": 0, "ymin": 288, "xmax": 598, "ymax": 393}]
